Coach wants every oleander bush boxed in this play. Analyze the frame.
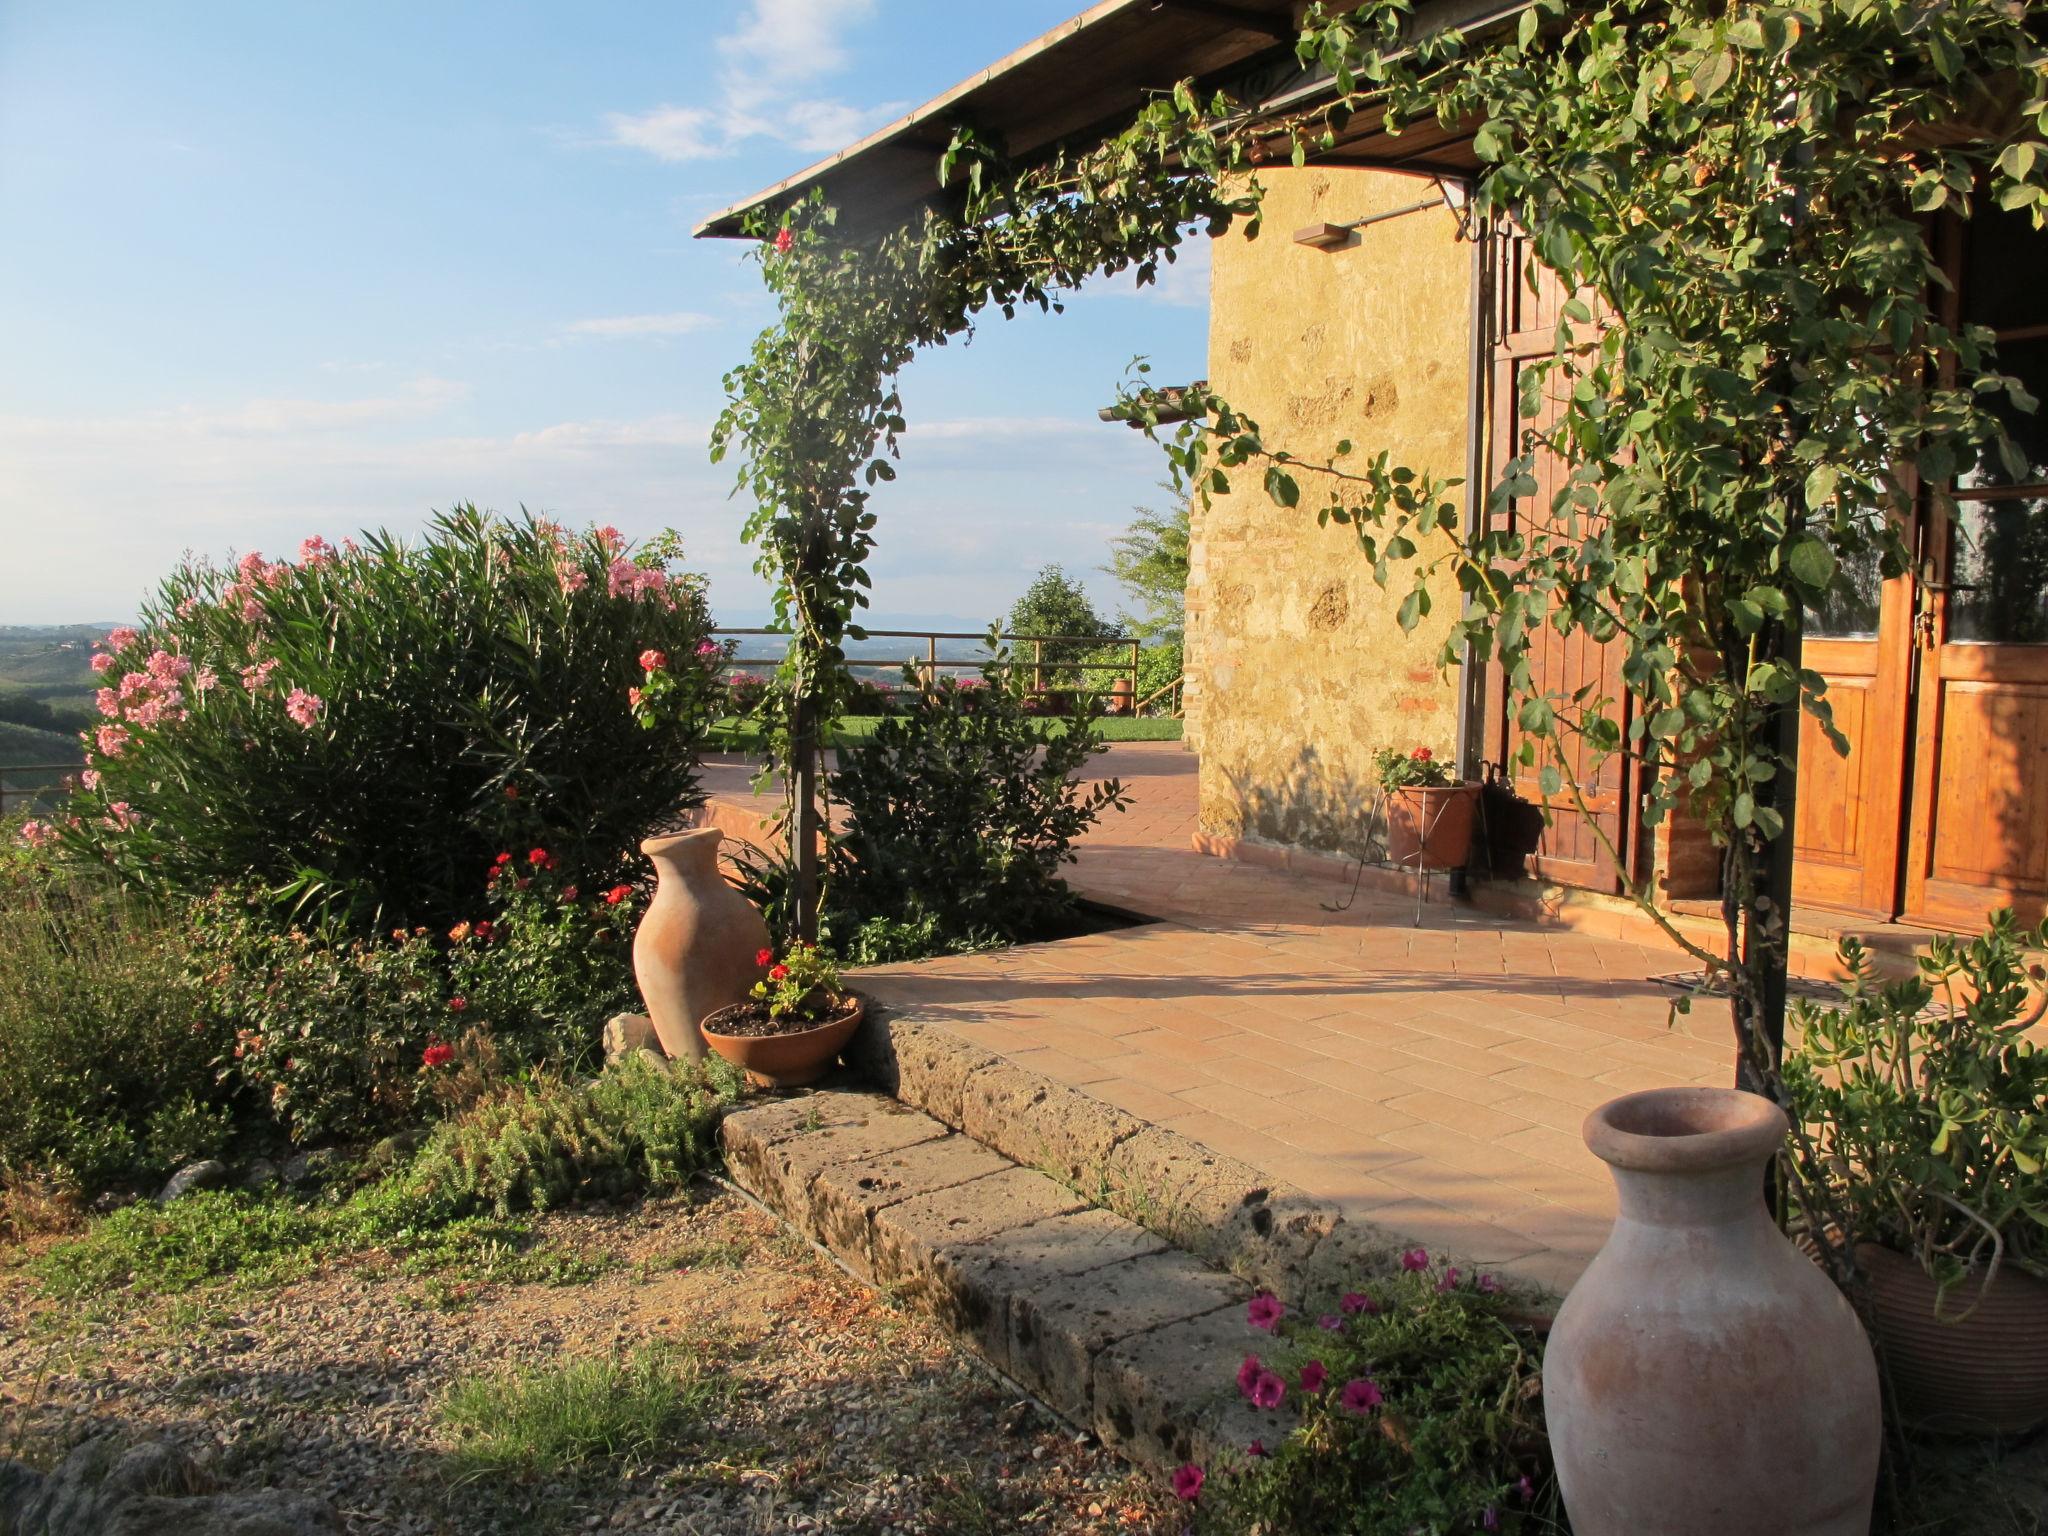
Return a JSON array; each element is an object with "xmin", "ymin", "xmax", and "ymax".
[{"xmin": 34, "ymin": 507, "xmax": 721, "ymax": 932}]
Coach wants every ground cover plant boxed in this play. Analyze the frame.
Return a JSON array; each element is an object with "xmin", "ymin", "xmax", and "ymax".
[
  {"xmin": 32, "ymin": 507, "xmax": 721, "ymax": 932},
  {"xmin": 1178, "ymin": 1254, "xmax": 1559, "ymax": 1535}
]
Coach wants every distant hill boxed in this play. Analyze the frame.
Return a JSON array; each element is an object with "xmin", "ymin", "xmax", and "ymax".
[
  {"xmin": 0, "ymin": 623, "xmax": 116, "ymax": 713},
  {"xmin": 0, "ymin": 719, "xmax": 81, "ymax": 772}
]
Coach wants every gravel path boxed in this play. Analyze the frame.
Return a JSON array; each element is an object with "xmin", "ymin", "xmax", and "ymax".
[{"xmin": 0, "ymin": 1186, "xmax": 1179, "ymax": 1534}]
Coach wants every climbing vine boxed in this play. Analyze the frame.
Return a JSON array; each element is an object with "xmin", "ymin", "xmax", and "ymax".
[{"xmin": 714, "ymin": 0, "xmax": 2047, "ymax": 1095}]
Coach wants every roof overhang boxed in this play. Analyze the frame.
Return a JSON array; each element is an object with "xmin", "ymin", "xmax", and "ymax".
[{"xmin": 694, "ymin": 0, "xmax": 1524, "ymax": 241}]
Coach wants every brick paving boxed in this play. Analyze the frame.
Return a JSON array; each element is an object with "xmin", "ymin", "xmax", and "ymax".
[{"xmin": 703, "ymin": 741, "xmax": 1729, "ymax": 1293}]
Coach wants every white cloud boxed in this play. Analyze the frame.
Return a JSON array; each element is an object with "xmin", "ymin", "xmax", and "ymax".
[
  {"xmin": 559, "ymin": 312, "xmax": 719, "ymax": 340},
  {"xmin": 601, "ymin": 0, "xmax": 898, "ymax": 165}
]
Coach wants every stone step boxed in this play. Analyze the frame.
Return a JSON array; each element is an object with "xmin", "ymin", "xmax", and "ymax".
[{"xmin": 719, "ymin": 1088, "xmax": 1290, "ymax": 1470}]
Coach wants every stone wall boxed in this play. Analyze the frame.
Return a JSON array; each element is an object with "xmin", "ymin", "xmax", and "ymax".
[{"xmin": 1185, "ymin": 166, "xmax": 1473, "ymax": 858}]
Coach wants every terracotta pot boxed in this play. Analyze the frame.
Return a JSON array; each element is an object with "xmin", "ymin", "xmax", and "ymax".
[
  {"xmin": 1384, "ymin": 783, "xmax": 1479, "ymax": 870},
  {"xmin": 1546, "ymin": 1087, "xmax": 1880, "ymax": 1536},
  {"xmin": 1109, "ymin": 677, "xmax": 1134, "ymax": 716},
  {"xmin": 1856, "ymin": 1240, "xmax": 2048, "ymax": 1435},
  {"xmin": 631, "ymin": 827, "xmax": 770, "ymax": 1062},
  {"xmin": 700, "ymin": 998, "xmax": 865, "ymax": 1089}
]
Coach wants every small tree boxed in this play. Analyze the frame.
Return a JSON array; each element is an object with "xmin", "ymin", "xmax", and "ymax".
[
  {"xmin": 1104, "ymin": 492, "xmax": 1191, "ymax": 644},
  {"xmin": 1007, "ymin": 563, "xmax": 1125, "ymax": 686}
]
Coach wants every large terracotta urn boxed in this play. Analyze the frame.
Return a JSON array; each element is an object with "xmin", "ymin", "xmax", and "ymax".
[
  {"xmin": 632, "ymin": 827, "xmax": 770, "ymax": 1061},
  {"xmin": 1545, "ymin": 1087, "xmax": 1880, "ymax": 1536}
]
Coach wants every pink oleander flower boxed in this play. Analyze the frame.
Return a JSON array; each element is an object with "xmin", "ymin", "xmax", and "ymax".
[
  {"xmin": 1400, "ymin": 1247, "xmax": 1429, "ymax": 1271},
  {"xmin": 103, "ymin": 626, "xmax": 139, "ymax": 651},
  {"xmin": 596, "ymin": 525, "xmax": 625, "ymax": 552},
  {"xmin": 90, "ymin": 652, "xmax": 115, "ymax": 674},
  {"xmin": 284, "ymin": 688, "xmax": 324, "ymax": 728},
  {"xmin": 1299, "ymin": 1361, "xmax": 1328, "ymax": 1394},
  {"xmin": 1170, "ymin": 1464, "xmax": 1203, "ymax": 1503},
  {"xmin": 95, "ymin": 723, "xmax": 130, "ymax": 757},
  {"xmin": 105, "ymin": 801, "xmax": 137, "ymax": 830},
  {"xmin": 129, "ymin": 698, "xmax": 168, "ymax": 728},
  {"xmin": 1236, "ymin": 1355, "xmax": 1262, "ymax": 1398},
  {"xmin": 177, "ymin": 597, "xmax": 200, "ymax": 618},
  {"xmin": 145, "ymin": 649, "xmax": 191, "ymax": 685},
  {"xmin": 118, "ymin": 671, "xmax": 150, "ymax": 701},
  {"xmin": 607, "ymin": 558, "xmax": 640, "ymax": 598},
  {"xmin": 96, "ymin": 688, "xmax": 120, "ymax": 718},
  {"xmin": 695, "ymin": 639, "xmax": 718, "ymax": 656},
  {"xmin": 193, "ymin": 665, "xmax": 219, "ymax": 693},
  {"xmin": 298, "ymin": 535, "xmax": 335, "ymax": 566},
  {"xmin": 1246, "ymin": 1291, "xmax": 1284, "ymax": 1332},
  {"xmin": 1340, "ymin": 1290, "xmax": 1379, "ymax": 1316},
  {"xmin": 1339, "ymin": 1377, "xmax": 1383, "ymax": 1414},
  {"xmin": 236, "ymin": 551, "xmax": 267, "ymax": 579},
  {"xmin": 1249, "ymin": 1370, "xmax": 1285, "ymax": 1410},
  {"xmin": 17, "ymin": 819, "xmax": 56, "ymax": 849},
  {"xmin": 80, "ymin": 769, "xmax": 100, "ymax": 790},
  {"xmin": 639, "ymin": 649, "xmax": 667, "ymax": 672},
  {"xmin": 557, "ymin": 561, "xmax": 589, "ymax": 594},
  {"xmin": 241, "ymin": 659, "xmax": 279, "ymax": 692},
  {"xmin": 240, "ymin": 594, "xmax": 265, "ymax": 622}
]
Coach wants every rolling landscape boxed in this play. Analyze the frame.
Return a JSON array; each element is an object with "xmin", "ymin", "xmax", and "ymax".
[{"xmin": 0, "ymin": 624, "xmax": 107, "ymax": 787}]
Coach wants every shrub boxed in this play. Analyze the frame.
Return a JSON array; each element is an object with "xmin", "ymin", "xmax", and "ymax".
[
  {"xmin": 49, "ymin": 508, "xmax": 721, "ymax": 932},
  {"xmin": 0, "ymin": 862, "xmax": 232, "ymax": 1189},
  {"xmin": 1006, "ymin": 563, "xmax": 1125, "ymax": 685},
  {"xmin": 1784, "ymin": 909, "xmax": 2048, "ymax": 1298},
  {"xmin": 401, "ymin": 1053, "xmax": 741, "ymax": 1221},
  {"xmin": 823, "ymin": 653, "xmax": 1129, "ymax": 949},
  {"xmin": 1185, "ymin": 1258, "xmax": 1558, "ymax": 1534}
]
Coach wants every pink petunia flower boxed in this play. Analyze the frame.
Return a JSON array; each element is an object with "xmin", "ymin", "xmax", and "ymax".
[
  {"xmin": 1247, "ymin": 1439, "xmax": 1267, "ymax": 1458},
  {"xmin": 1246, "ymin": 1291, "xmax": 1284, "ymax": 1332},
  {"xmin": 1478, "ymin": 1273, "xmax": 1501, "ymax": 1294},
  {"xmin": 1340, "ymin": 1291, "xmax": 1378, "ymax": 1316},
  {"xmin": 1250, "ymin": 1370, "xmax": 1285, "ymax": 1410},
  {"xmin": 1235, "ymin": 1354, "xmax": 1263, "ymax": 1399},
  {"xmin": 1169, "ymin": 1463, "xmax": 1203, "ymax": 1503},
  {"xmin": 1400, "ymin": 1247, "xmax": 1430, "ymax": 1271},
  {"xmin": 1299, "ymin": 1361, "xmax": 1327, "ymax": 1394},
  {"xmin": 1339, "ymin": 1378, "xmax": 1383, "ymax": 1414},
  {"xmin": 1317, "ymin": 1313, "xmax": 1343, "ymax": 1331},
  {"xmin": 1517, "ymin": 1475, "xmax": 1535, "ymax": 1502}
]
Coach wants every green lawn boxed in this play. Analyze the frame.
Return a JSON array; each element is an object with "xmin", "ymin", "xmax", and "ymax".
[{"xmin": 704, "ymin": 714, "xmax": 1182, "ymax": 754}]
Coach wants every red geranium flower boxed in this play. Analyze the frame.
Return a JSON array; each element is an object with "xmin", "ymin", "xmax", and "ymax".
[
  {"xmin": 447, "ymin": 996, "xmax": 468, "ymax": 1013},
  {"xmin": 1411, "ymin": 746, "xmax": 1433, "ymax": 761},
  {"xmin": 755, "ymin": 947, "xmax": 774, "ymax": 966},
  {"xmin": 768, "ymin": 963, "xmax": 790, "ymax": 981},
  {"xmin": 493, "ymin": 851, "xmax": 512, "ymax": 866},
  {"xmin": 422, "ymin": 1042, "xmax": 455, "ymax": 1069},
  {"xmin": 772, "ymin": 226, "xmax": 794, "ymax": 254},
  {"xmin": 604, "ymin": 884, "xmax": 633, "ymax": 905},
  {"xmin": 474, "ymin": 920, "xmax": 495, "ymax": 940},
  {"xmin": 527, "ymin": 847, "xmax": 552, "ymax": 868}
]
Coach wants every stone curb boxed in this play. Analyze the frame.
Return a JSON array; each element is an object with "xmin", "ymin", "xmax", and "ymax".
[
  {"xmin": 719, "ymin": 1089, "xmax": 1292, "ymax": 1469},
  {"xmin": 844, "ymin": 1006, "xmax": 1441, "ymax": 1306}
]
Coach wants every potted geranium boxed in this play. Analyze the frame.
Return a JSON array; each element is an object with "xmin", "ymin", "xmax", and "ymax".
[
  {"xmin": 699, "ymin": 941, "xmax": 864, "ymax": 1089},
  {"xmin": 1373, "ymin": 745, "xmax": 1480, "ymax": 871},
  {"xmin": 1783, "ymin": 910, "xmax": 2048, "ymax": 1435}
]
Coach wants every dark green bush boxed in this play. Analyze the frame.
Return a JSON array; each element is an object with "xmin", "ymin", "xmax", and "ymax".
[
  {"xmin": 52, "ymin": 508, "xmax": 721, "ymax": 932},
  {"xmin": 0, "ymin": 863, "xmax": 233, "ymax": 1188},
  {"xmin": 823, "ymin": 652, "xmax": 1128, "ymax": 950}
]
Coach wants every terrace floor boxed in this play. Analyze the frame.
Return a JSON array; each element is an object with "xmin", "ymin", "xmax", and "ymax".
[{"xmin": 700, "ymin": 743, "xmax": 1729, "ymax": 1293}]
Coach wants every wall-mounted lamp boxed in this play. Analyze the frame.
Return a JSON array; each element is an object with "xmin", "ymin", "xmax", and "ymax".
[{"xmin": 1292, "ymin": 176, "xmax": 1474, "ymax": 251}]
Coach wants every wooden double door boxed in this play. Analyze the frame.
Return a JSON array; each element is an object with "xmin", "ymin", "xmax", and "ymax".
[
  {"xmin": 1793, "ymin": 205, "xmax": 2048, "ymax": 928},
  {"xmin": 1484, "ymin": 207, "xmax": 2048, "ymax": 928}
]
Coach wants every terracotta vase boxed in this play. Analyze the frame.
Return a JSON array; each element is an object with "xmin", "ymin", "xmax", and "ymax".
[
  {"xmin": 1546, "ymin": 1087, "xmax": 1880, "ymax": 1536},
  {"xmin": 1856, "ymin": 1240, "xmax": 2048, "ymax": 1435},
  {"xmin": 1384, "ymin": 783, "xmax": 1479, "ymax": 870},
  {"xmin": 700, "ymin": 997, "xmax": 865, "ymax": 1089},
  {"xmin": 631, "ymin": 827, "xmax": 770, "ymax": 1062}
]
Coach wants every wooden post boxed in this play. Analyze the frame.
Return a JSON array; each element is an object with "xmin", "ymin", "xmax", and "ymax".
[
  {"xmin": 926, "ymin": 633, "xmax": 937, "ymax": 689},
  {"xmin": 1129, "ymin": 638, "xmax": 1141, "ymax": 704},
  {"xmin": 1033, "ymin": 639, "xmax": 1044, "ymax": 695}
]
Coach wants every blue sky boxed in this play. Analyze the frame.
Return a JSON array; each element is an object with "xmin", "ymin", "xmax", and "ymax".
[{"xmin": 0, "ymin": 1, "xmax": 1208, "ymax": 626}]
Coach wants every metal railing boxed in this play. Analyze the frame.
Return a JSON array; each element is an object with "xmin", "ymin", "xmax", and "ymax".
[
  {"xmin": 0, "ymin": 763, "xmax": 84, "ymax": 819},
  {"xmin": 711, "ymin": 628, "xmax": 1171, "ymax": 712}
]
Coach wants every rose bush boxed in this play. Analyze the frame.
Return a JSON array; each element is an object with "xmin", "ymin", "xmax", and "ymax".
[{"xmin": 48, "ymin": 507, "xmax": 720, "ymax": 932}]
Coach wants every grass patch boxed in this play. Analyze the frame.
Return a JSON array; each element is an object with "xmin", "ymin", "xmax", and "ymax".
[
  {"xmin": 439, "ymin": 1343, "xmax": 721, "ymax": 1481},
  {"xmin": 705, "ymin": 713, "xmax": 1181, "ymax": 754}
]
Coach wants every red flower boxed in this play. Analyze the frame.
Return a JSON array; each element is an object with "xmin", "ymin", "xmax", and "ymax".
[
  {"xmin": 561, "ymin": 885, "xmax": 579, "ymax": 902},
  {"xmin": 1411, "ymin": 746, "xmax": 1433, "ymax": 761},
  {"xmin": 448, "ymin": 996, "xmax": 468, "ymax": 1013},
  {"xmin": 474, "ymin": 920, "xmax": 495, "ymax": 940},
  {"xmin": 754, "ymin": 947, "xmax": 774, "ymax": 967},
  {"xmin": 493, "ymin": 851, "xmax": 512, "ymax": 867},
  {"xmin": 527, "ymin": 847, "xmax": 552, "ymax": 868},
  {"xmin": 422, "ymin": 1042, "xmax": 455, "ymax": 1069},
  {"xmin": 772, "ymin": 226, "xmax": 794, "ymax": 254},
  {"xmin": 503, "ymin": 784, "xmax": 520, "ymax": 800},
  {"xmin": 604, "ymin": 884, "xmax": 633, "ymax": 905},
  {"xmin": 1170, "ymin": 1464, "xmax": 1204, "ymax": 1503},
  {"xmin": 639, "ymin": 649, "xmax": 667, "ymax": 672},
  {"xmin": 768, "ymin": 963, "xmax": 790, "ymax": 981}
]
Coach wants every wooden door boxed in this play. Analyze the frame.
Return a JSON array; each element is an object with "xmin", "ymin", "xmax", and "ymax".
[
  {"xmin": 1483, "ymin": 231, "xmax": 1632, "ymax": 893},
  {"xmin": 1902, "ymin": 204, "xmax": 2048, "ymax": 927},
  {"xmin": 1791, "ymin": 536, "xmax": 1916, "ymax": 916}
]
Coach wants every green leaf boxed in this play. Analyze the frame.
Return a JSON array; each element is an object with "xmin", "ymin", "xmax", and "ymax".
[
  {"xmin": 1786, "ymin": 535, "xmax": 1836, "ymax": 592},
  {"xmin": 1264, "ymin": 466, "xmax": 1300, "ymax": 508}
]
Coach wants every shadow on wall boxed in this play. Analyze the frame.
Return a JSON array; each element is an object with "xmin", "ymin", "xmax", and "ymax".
[{"xmin": 1208, "ymin": 743, "xmax": 1548, "ymax": 877}]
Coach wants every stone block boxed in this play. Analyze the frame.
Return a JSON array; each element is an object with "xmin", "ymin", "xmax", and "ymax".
[
  {"xmin": 868, "ymin": 1167, "xmax": 1087, "ymax": 1292},
  {"xmin": 603, "ymin": 1012, "xmax": 658, "ymax": 1064},
  {"xmin": 1009, "ymin": 1251, "xmax": 1248, "ymax": 1419},
  {"xmin": 960, "ymin": 1062, "xmax": 1143, "ymax": 1190},
  {"xmin": 719, "ymin": 1091, "xmax": 947, "ymax": 1222},
  {"xmin": 1092, "ymin": 1304, "xmax": 1290, "ymax": 1469},
  {"xmin": 886, "ymin": 1019, "xmax": 1003, "ymax": 1129},
  {"xmin": 803, "ymin": 1134, "xmax": 1015, "ymax": 1274}
]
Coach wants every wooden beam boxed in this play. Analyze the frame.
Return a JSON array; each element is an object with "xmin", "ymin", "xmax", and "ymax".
[{"xmin": 1151, "ymin": 0, "xmax": 1295, "ymax": 41}]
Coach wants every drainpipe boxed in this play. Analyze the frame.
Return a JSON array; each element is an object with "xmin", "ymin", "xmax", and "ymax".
[{"xmin": 1453, "ymin": 206, "xmax": 1492, "ymax": 888}]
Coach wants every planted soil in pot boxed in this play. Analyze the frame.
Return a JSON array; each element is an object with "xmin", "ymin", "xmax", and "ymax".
[{"xmin": 700, "ymin": 995, "xmax": 865, "ymax": 1090}]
